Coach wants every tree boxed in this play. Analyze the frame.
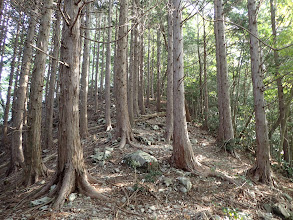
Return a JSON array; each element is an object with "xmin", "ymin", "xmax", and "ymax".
[
  {"xmin": 214, "ymin": 0, "xmax": 235, "ymax": 154},
  {"xmin": 105, "ymin": 0, "xmax": 112, "ymax": 131},
  {"xmin": 24, "ymin": 0, "xmax": 53, "ymax": 186},
  {"xmin": 44, "ymin": 10, "xmax": 61, "ymax": 149},
  {"xmin": 156, "ymin": 27, "xmax": 161, "ymax": 112},
  {"xmin": 94, "ymin": 14, "xmax": 101, "ymax": 114},
  {"xmin": 171, "ymin": 0, "xmax": 199, "ymax": 171},
  {"xmin": 133, "ymin": 0, "xmax": 139, "ymax": 117},
  {"xmin": 7, "ymin": 8, "xmax": 37, "ymax": 176},
  {"xmin": 165, "ymin": 0, "xmax": 173, "ymax": 143},
  {"xmin": 37, "ymin": 1, "xmax": 107, "ymax": 209},
  {"xmin": 116, "ymin": 0, "xmax": 133, "ymax": 148},
  {"xmin": 138, "ymin": 3, "xmax": 145, "ymax": 115},
  {"xmin": 247, "ymin": 0, "xmax": 272, "ymax": 184},
  {"xmin": 80, "ymin": 3, "xmax": 90, "ymax": 138}
]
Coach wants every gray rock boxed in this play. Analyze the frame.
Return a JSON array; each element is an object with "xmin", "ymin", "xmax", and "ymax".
[
  {"xmin": 30, "ymin": 197, "xmax": 51, "ymax": 206},
  {"xmin": 177, "ymin": 177, "xmax": 192, "ymax": 191},
  {"xmin": 124, "ymin": 150, "xmax": 158, "ymax": 171},
  {"xmin": 163, "ymin": 177, "xmax": 172, "ymax": 187},
  {"xmin": 263, "ymin": 203, "xmax": 272, "ymax": 213},
  {"xmin": 272, "ymin": 203, "xmax": 291, "ymax": 219},
  {"xmin": 68, "ymin": 193, "xmax": 77, "ymax": 202},
  {"xmin": 152, "ymin": 125, "xmax": 160, "ymax": 130},
  {"xmin": 179, "ymin": 186, "xmax": 188, "ymax": 193},
  {"xmin": 257, "ymin": 211, "xmax": 278, "ymax": 220},
  {"xmin": 283, "ymin": 193, "xmax": 293, "ymax": 202},
  {"xmin": 91, "ymin": 147, "xmax": 113, "ymax": 163},
  {"xmin": 191, "ymin": 139, "xmax": 198, "ymax": 145}
]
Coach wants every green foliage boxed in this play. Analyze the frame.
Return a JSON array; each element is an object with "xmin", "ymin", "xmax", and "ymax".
[
  {"xmin": 143, "ymin": 170, "xmax": 162, "ymax": 183},
  {"xmin": 222, "ymin": 207, "xmax": 250, "ymax": 219}
]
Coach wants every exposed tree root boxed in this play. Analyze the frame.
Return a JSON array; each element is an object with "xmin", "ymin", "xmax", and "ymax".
[{"xmin": 247, "ymin": 165, "xmax": 272, "ymax": 185}]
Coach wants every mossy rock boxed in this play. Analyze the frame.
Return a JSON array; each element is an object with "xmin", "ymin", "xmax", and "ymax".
[{"xmin": 124, "ymin": 150, "xmax": 159, "ymax": 172}]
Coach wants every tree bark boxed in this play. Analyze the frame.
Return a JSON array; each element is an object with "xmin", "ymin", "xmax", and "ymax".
[
  {"xmin": 105, "ymin": 0, "xmax": 112, "ymax": 131},
  {"xmin": 138, "ymin": 3, "xmax": 145, "ymax": 115},
  {"xmin": 165, "ymin": 0, "xmax": 173, "ymax": 143},
  {"xmin": 100, "ymin": 18, "xmax": 106, "ymax": 92},
  {"xmin": 133, "ymin": 0, "xmax": 139, "ymax": 117},
  {"xmin": 203, "ymin": 17, "xmax": 208, "ymax": 130},
  {"xmin": 128, "ymin": 14, "xmax": 134, "ymax": 125},
  {"xmin": 94, "ymin": 15, "xmax": 101, "ymax": 113},
  {"xmin": 171, "ymin": 0, "xmax": 198, "ymax": 171},
  {"xmin": 44, "ymin": 10, "xmax": 61, "ymax": 149},
  {"xmin": 214, "ymin": 0, "xmax": 235, "ymax": 153},
  {"xmin": 146, "ymin": 30, "xmax": 151, "ymax": 108},
  {"xmin": 80, "ymin": 4, "xmax": 91, "ymax": 138},
  {"xmin": 247, "ymin": 0, "xmax": 272, "ymax": 184},
  {"xmin": 24, "ymin": 0, "xmax": 53, "ymax": 186},
  {"xmin": 116, "ymin": 0, "xmax": 133, "ymax": 149},
  {"xmin": 156, "ymin": 27, "xmax": 161, "ymax": 112}
]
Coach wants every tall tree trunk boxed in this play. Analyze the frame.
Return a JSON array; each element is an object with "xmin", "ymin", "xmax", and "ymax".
[
  {"xmin": 80, "ymin": 3, "xmax": 91, "ymax": 138},
  {"xmin": 133, "ymin": 0, "xmax": 139, "ymax": 117},
  {"xmin": 150, "ymin": 34, "xmax": 155, "ymax": 99},
  {"xmin": 24, "ymin": 0, "xmax": 53, "ymax": 186},
  {"xmin": 94, "ymin": 15, "xmax": 101, "ymax": 113},
  {"xmin": 214, "ymin": 0, "xmax": 235, "ymax": 153},
  {"xmin": 116, "ymin": 0, "xmax": 133, "ymax": 148},
  {"xmin": 138, "ymin": 4, "xmax": 145, "ymax": 115},
  {"xmin": 165, "ymin": 0, "xmax": 173, "ymax": 144},
  {"xmin": 2, "ymin": 21, "xmax": 20, "ymax": 145},
  {"xmin": 44, "ymin": 10, "xmax": 61, "ymax": 149},
  {"xmin": 270, "ymin": 0, "xmax": 288, "ymax": 162},
  {"xmin": 37, "ymin": 1, "xmax": 107, "ymax": 209},
  {"xmin": 128, "ymin": 17, "xmax": 134, "ymax": 125},
  {"xmin": 171, "ymin": 0, "xmax": 198, "ymax": 171},
  {"xmin": 7, "ymin": 11, "xmax": 37, "ymax": 176},
  {"xmin": 247, "ymin": 0, "xmax": 272, "ymax": 184},
  {"xmin": 105, "ymin": 0, "xmax": 112, "ymax": 131},
  {"xmin": 156, "ymin": 28, "xmax": 161, "ymax": 112},
  {"xmin": 203, "ymin": 16, "xmax": 208, "ymax": 130},
  {"xmin": 100, "ymin": 18, "xmax": 105, "ymax": 92},
  {"xmin": 197, "ymin": 14, "xmax": 203, "ymax": 117},
  {"xmin": 146, "ymin": 30, "xmax": 150, "ymax": 108}
]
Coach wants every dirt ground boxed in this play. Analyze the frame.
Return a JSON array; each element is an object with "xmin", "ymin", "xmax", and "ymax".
[{"xmin": 1, "ymin": 99, "xmax": 293, "ymax": 219}]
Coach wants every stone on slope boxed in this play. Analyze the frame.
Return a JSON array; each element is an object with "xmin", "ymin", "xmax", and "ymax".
[{"xmin": 124, "ymin": 150, "xmax": 158, "ymax": 171}]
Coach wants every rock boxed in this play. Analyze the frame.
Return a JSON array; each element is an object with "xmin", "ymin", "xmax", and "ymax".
[
  {"xmin": 40, "ymin": 180, "xmax": 46, "ymax": 184},
  {"xmin": 30, "ymin": 197, "xmax": 51, "ymax": 206},
  {"xmin": 121, "ymin": 197, "xmax": 126, "ymax": 203},
  {"xmin": 140, "ymin": 208, "xmax": 145, "ymax": 213},
  {"xmin": 163, "ymin": 177, "xmax": 172, "ymax": 187},
  {"xmin": 123, "ymin": 150, "xmax": 158, "ymax": 171},
  {"xmin": 39, "ymin": 205, "xmax": 48, "ymax": 211},
  {"xmin": 91, "ymin": 147, "xmax": 113, "ymax": 163},
  {"xmin": 257, "ymin": 211, "xmax": 278, "ymax": 220},
  {"xmin": 179, "ymin": 186, "xmax": 188, "ymax": 193},
  {"xmin": 191, "ymin": 139, "xmax": 198, "ymax": 145},
  {"xmin": 114, "ymin": 168, "xmax": 120, "ymax": 173},
  {"xmin": 149, "ymin": 205, "xmax": 156, "ymax": 211},
  {"xmin": 152, "ymin": 125, "xmax": 160, "ymax": 130},
  {"xmin": 177, "ymin": 177, "xmax": 192, "ymax": 191},
  {"xmin": 272, "ymin": 203, "xmax": 291, "ymax": 219},
  {"xmin": 263, "ymin": 203, "xmax": 272, "ymax": 213},
  {"xmin": 68, "ymin": 193, "xmax": 77, "ymax": 202}
]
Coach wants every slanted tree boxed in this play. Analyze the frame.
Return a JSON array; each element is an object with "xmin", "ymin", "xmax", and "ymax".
[
  {"xmin": 36, "ymin": 0, "xmax": 107, "ymax": 209},
  {"xmin": 105, "ymin": 0, "xmax": 112, "ymax": 131},
  {"xmin": 80, "ymin": 3, "xmax": 90, "ymax": 138},
  {"xmin": 116, "ymin": 0, "xmax": 133, "ymax": 148},
  {"xmin": 24, "ymin": 0, "xmax": 53, "ymax": 185},
  {"xmin": 165, "ymin": 0, "xmax": 173, "ymax": 143},
  {"xmin": 247, "ymin": 0, "xmax": 272, "ymax": 184}
]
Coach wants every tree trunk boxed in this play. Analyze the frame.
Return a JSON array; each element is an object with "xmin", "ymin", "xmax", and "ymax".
[
  {"xmin": 197, "ymin": 14, "xmax": 203, "ymax": 117},
  {"xmin": 80, "ymin": 4, "xmax": 91, "ymax": 138},
  {"xmin": 138, "ymin": 4, "xmax": 145, "ymax": 115},
  {"xmin": 165, "ymin": 0, "xmax": 173, "ymax": 143},
  {"xmin": 247, "ymin": 0, "xmax": 272, "ymax": 184},
  {"xmin": 105, "ymin": 0, "xmax": 112, "ymax": 131},
  {"xmin": 133, "ymin": 0, "xmax": 139, "ymax": 117},
  {"xmin": 203, "ymin": 17, "xmax": 208, "ymax": 130},
  {"xmin": 214, "ymin": 0, "xmax": 235, "ymax": 153},
  {"xmin": 94, "ymin": 15, "xmax": 101, "ymax": 113},
  {"xmin": 116, "ymin": 0, "xmax": 133, "ymax": 148},
  {"xmin": 270, "ymin": 0, "xmax": 288, "ymax": 162},
  {"xmin": 146, "ymin": 30, "xmax": 150, "ymax": 108},
  {"xmin": 171, "ymin": 0, "xmax": 198, "ymax": 171},
  {"xmin": 44, "ymin": 10, "xmax": 61, "ymax": 149},
  {"xmin": 7, "ymin": 11, "xmax": 37, "ymax": 176},
  {"xmin": 128, "ymin": 15, "xmax": 134, "ymax": 125},
  {"xmin": 38, "ymin": 1, "xmax": 108, "ymax": 209},
  {"xmin": 156, "ymin": 28, "xmax": 161, "ymax": 112},
  {"xmin": 24, "ymin": 0, "xmax": 53, "ymax": 186},
  {"xmin": 100, "ymin": 18, "xmax": 106, "ymax": 92},
  {"xmin": 2, "ymin": 21, "xmax": 20, "ymax": 145},
  {"xmin": 150, "ymin": 34, "xmax": 155, "ymax": 99}
]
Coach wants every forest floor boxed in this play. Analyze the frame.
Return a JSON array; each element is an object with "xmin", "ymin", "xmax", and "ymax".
[{"xmin": 1, "ymin": 97, "xmax": 293, "ymax": 219}]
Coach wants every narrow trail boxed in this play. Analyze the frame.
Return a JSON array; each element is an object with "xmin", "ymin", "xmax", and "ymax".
[{"xmin": 0, "ymin": 99, "xmax": 292, "ymax": 219}]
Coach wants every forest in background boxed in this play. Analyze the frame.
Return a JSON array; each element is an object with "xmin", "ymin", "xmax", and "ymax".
[{"xmin": 0, "ymin": 0, "xmax": 293, "ymax": 218}]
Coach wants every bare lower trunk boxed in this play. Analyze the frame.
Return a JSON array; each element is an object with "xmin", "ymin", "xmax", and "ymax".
[
  {"xmin": 165, "ymin": 1, "xmax": 173, "ymax": 143},
  {"xmin": 247, "ymin": 0, "xmax": 271, "ymax": 184},
  {"xmin": 44, "ymin": 11, "xmax": 61, "ymax": 149},
  {"xmin": 172, "ymin": 0, "xmax": 198, "ymax": 171},
  {"xmin": 80, "ymin": 4, "xmax": 91, "ymax": 138},
  {"xmin": 24, "ymin": 0, "xmax": 53, "ymax": 185},
  {"xmin": 105, "ymin": 0, "xmax": 112, "ymax": 131},
  {"xmin": 156, "ymin": 28, "xmax": 161, "ymax": 112}
]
